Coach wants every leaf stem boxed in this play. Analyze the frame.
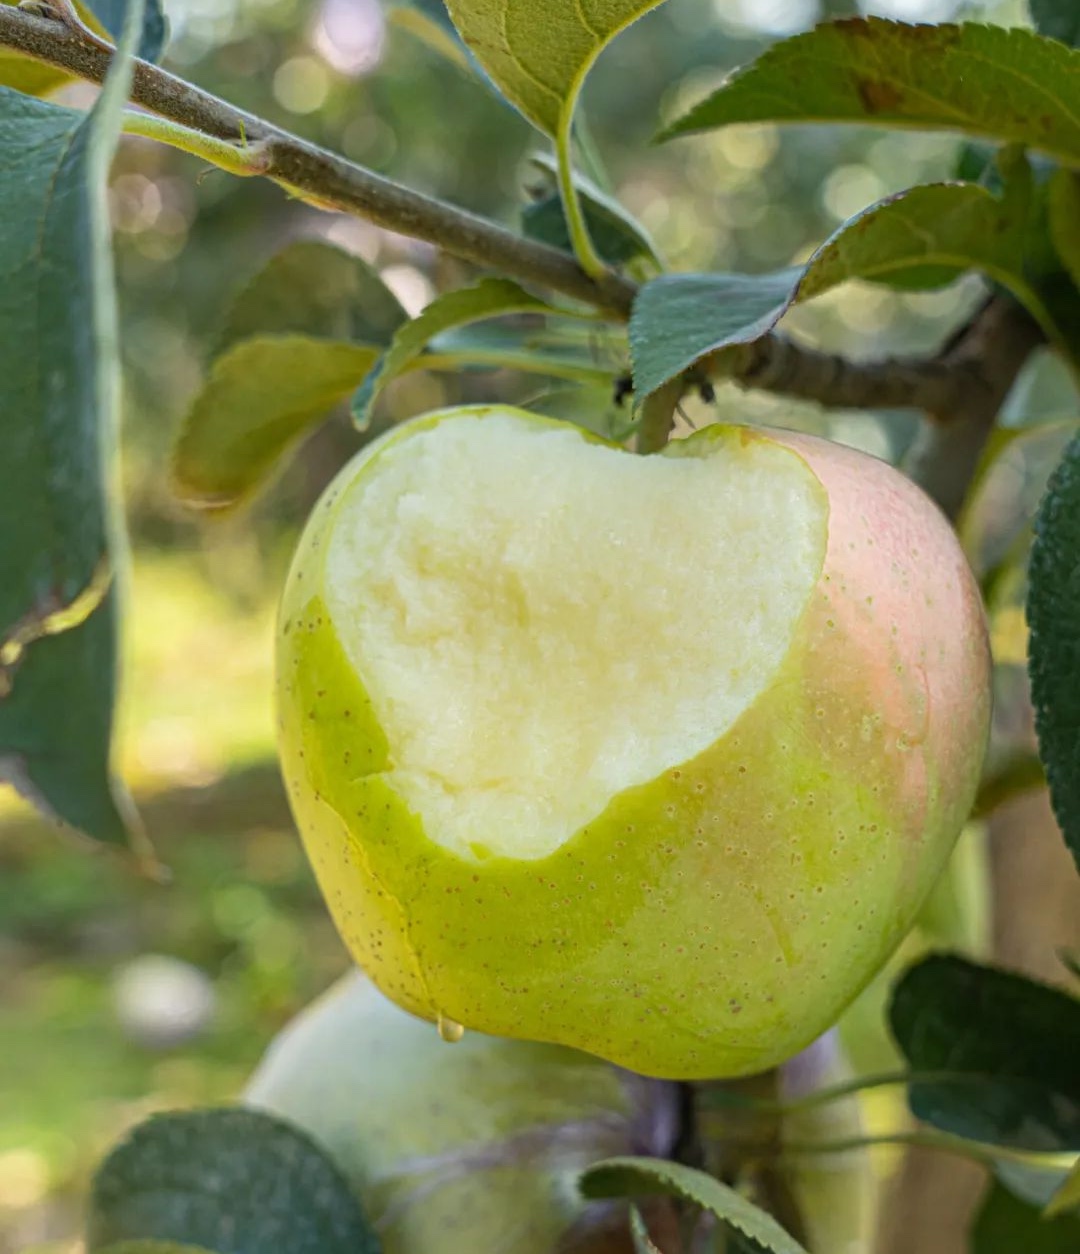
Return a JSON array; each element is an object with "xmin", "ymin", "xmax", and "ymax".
[
  {"xmin": 122, "ymin": 111, "xmax": 273, "ymax": 178},
  {"xmin": 556, "ymin": 123, "xmax": 608, "ymax": 279}
]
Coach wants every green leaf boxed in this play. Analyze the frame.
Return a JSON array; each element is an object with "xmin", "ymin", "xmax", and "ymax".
[
  {"xmin": 1048, "ymin": 171, "xmax": 1080, "ymax": 291},
  {"xmin": 171, "ymin": 337, "xmax": 379, "ymax": 511},
  {"xmin": 215, "ymin": 241, "xmax": 407, "ymax": 357},
  {"xmin": 889, "ymin": 955, "xmax": 1080, "ymax": 1152},
  {"xmin": 0, "ymin": 0, "xmax": 142, "ymax": 847},
  {"xmin": 973, "ymin": 1181, "xmax": 1080, "ymax": 1253},
  {"xmin": 631, "ymin": 180, "xmax": 1044, "ymax": 399},
  {"xmin": 1045, "ymin": 1159, "xmax": 1080, "ymax": 1217},
  {"xmin": 1027, "ymin": 432, "xmax": 1080, "ymax": 872},
  {"xmin": 172, "ymin": 243, "xmax": 405, "ymax": 512},
  {"xmin": 1030, "ymin": 0, "xmax": 1080, "ymax": 48},
  {"xmin": 580, "ymin": 1157, "xmax": 809, "ymax": 1254},
  {"xmin": 522, "ymin": 152, "xmax": 661, "ymax": 268},
  {"xmin": 350, "ymin": 277, "xmax": 580, "ymax": 427},
  {"xmin": 660, "ymin": 19, "xmax": 1080, "ymax": 167},
  {"xmin": 0, "ymin": 1, "xmax": 166, "ymax": 95},
  {"xmin": 87, "ymin": 1107, "xmax": 380, "ymax": 1254},
  {"xmin": 443, "ymin": 0, "xmax": 668, "ymax": 139}
]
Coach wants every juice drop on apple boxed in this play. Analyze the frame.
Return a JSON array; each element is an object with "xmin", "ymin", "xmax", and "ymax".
[{"xmin": 437, "ymin": 1013, "xmax": 465, "ymax": 1043}]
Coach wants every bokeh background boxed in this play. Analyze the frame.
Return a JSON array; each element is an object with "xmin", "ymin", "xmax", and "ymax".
[{"xmin": 3, "ymin": 0, "xmax": 1079, "ymax": 1250}]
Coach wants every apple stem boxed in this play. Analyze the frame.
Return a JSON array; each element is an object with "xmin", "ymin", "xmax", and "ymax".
[{"xmin": 636, "ymin": 377, "xmax": 684, "ymax": 454}]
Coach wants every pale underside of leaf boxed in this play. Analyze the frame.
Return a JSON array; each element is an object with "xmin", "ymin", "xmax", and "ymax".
[{"xmin": 444, "ymin": 0, "xmax": 668, "ymax": 138}]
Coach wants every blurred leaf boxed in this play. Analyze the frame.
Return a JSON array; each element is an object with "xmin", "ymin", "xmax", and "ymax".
[
  {"xmin": 0, "ymin": 0, "xmax": 142, "ymax": 847},
  {"xmin": 1045, "ymin": 1160, "xmax": 1080, "ymax": 1217},
  {"xmin": 660, "ymin": 19, "xmax": 1080, "ymax": 166},
  {"xmin": 426, "ymin": 322, "xmax": 617, "ymax": 386},
  {"xmin": 172, "ymin": 337, "xmax": 379, "ymax": 512},
  {"xmin": 973, "ymin": 751, "xmax": 1046, "ymax": 819},
  {"xmin": 216, "ymin": 241, "xmax": 407, "ymax": 356},
  {"xmin": 889, "ymin": 955, "xmax": 1080, "ymax": 1152},
  {"xmin": 87, "ymin": 1108, "xmax": 380, "ymax": 1254},
  {"xmin": 1030, "ymin": 0, "xmax": 1080, "ymax": 47},
  {"xmin": 444, "ymin": 0, "xmax": 668, "ymax": 138},
  {"xmin": 973, "ymin": 1181, "xmax": 1080, "ymax": 1252},
  {"xmin": 958, "ymin": 418, "xmax": 1080, "ymax": 578},
  {"xmin": 98, "ymin": 1244, "xmax": 219, "ymax": 1254},
  {"xmin": 84, "ymin": 0, "xmax": 167, "ymax": 60},
  {"xmin": 523, "ymin": 152, "xmax": 661, "ymax": 268},
  {"xmin": 350, "ymin": 277, "xmax": 577, "ymax": 426},
  {"xmin": 386, "ymin": 0, "xmax": 472, "ymax": 72},
  {"xmin": 1027, "ymin": 432, "xmax": 1080, "ymax": 872},
  {"xmin": 580, "ymin": 1157, "xmax": 808, "ymax": 1254},
  {"xmin": 0, "ymin": 0, "xmax": 165, "ymax": 95},
  {"xmin": 631, "ymin": 180, "xmax": 1045, "ymax": 399},
  {"xmin": 1048, "ymin": 171, "xmax": 1080, "ymax": 291}
]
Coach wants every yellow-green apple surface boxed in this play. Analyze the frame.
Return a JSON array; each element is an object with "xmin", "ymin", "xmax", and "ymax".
[
  {"xmin": 244, "ymin": 973, "xmax": 679, "ymax": 1253},
  {"xmin": 277, "ymin": 405, "xmax": 991, "ymax": 1079}
]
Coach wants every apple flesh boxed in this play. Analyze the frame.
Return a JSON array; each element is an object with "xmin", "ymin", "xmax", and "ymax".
[
  {"xmin": 244, "ymin": 974, "xmax": 679, "ymax": 1254},
  {"xmin": 277, "ymin": 406, "xmax": 990, "ymax": 1079}
]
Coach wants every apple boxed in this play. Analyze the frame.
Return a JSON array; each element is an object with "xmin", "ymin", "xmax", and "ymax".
[
  {"xmin": 277, "ymin": 405, "xmax": 990, "ymax": 1079},
  {"xmin": 243, "ymin": 973, "xmax": 679, "ymax": 1253}
]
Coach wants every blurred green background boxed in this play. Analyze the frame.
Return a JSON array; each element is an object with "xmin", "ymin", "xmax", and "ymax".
[{"xmin": 2, "ymin": 0, "xmax": 1076, "ymax": 1250}]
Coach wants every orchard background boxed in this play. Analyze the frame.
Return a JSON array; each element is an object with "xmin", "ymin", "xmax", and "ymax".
[{"xmin": 1, "ymin": 0, "xmax": 1079, "ymax": 1252}]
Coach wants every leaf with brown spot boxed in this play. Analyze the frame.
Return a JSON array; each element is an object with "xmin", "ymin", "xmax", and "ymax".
[{"xmin": 660, "ymin": 19, "xmax": 1080, "ymax": 167}]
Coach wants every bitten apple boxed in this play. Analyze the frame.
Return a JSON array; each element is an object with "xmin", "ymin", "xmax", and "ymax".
[
  {"xmin": 277, "ymin": 406, "xmax": 990, "ymax": 1079},
  {"xmin": 244, "ymin": 974, "xmax": 678, "ymax": 1254}
]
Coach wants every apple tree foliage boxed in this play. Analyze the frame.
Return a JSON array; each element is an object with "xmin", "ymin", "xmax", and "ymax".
[{"xmin": 1, "ymin": 0, "xmax": 1080, "ymax": 1250}]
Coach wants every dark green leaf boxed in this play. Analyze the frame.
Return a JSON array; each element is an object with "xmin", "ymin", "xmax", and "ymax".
[
  {"xmin": 889, "ymin": 955, "xmax": 1080, "ymax": 1152},
  {"xmin": 85, "ymin": 0, "xmax": 167, "ymax": 61},
  {"xmin": 443, "ymin": 0, "xmax": 667, "ymax": 139},
  {"xmin": 523, "ymin": 152, "xmax": 661, "ymax": 268},
  {"xmin": 660, "ymin": 19, "xmax": 1080, "ymax": 167},
  {"xmin": 350, "ymin": 277, "xmax": 578, "ymax": 426},
  {"xmin": 1027, "ymin": 432, "xmax": 1080, "ymax": 872},
  {"xmin": 631, "ymin": 180, "xmax": 1045, "ymax": 398},
  {"xmin": 172, "ymin": 337, "xmax": 379, "ymax": 511},
  {"xmin": 0, "ymin": 1, "xmax": 142, "ymax": 847},
  {"xmin": 1030, "ymin": 0, "xmax": 1080, "ymax": 48},
  {"xmin": 1048, "ymin": 171, "xmax": 1080, "ymax": 291},
  {"xmin": 87, "ymin": 1107, "xmax": 380, "ymax": 1254},
  {"xmin": 216, "ymin": 241, "xmax": 407, "ymax": 356},
  {"xmin": 580, "ymin": 1157, "xmax": 808, "ymax": 1254},
  {"xmin": 973, "ymin": 1181, "xmax": 1080, "ymax": 1253}
]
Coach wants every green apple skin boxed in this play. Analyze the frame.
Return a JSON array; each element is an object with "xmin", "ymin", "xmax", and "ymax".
[
  {"xmin": 244, "ymin": 974, "xmax": 678, "ymax": 1254},
  {"xmin": 277, "ymin": 406, "xmax": 991, "ymax": 1080}
]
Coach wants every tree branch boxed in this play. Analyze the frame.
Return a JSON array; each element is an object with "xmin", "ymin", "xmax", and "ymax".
[{"xmin": 0, "ymin": 4, "xmax": 1048, "ymax": 482}]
